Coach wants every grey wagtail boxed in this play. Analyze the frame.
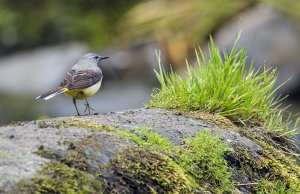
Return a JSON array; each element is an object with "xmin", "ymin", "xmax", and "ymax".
[{"xmin": 36, "ymin": 53, "xmax": 109, "ymax": 116}]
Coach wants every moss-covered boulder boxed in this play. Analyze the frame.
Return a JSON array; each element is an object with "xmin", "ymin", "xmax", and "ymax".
[{"xmin": 0, "ymin": 108, "xmax": 299, "ymax": 193}]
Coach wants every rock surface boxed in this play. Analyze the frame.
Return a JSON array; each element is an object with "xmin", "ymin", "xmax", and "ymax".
[{"xmin": 0, "ymin": 108, "xmax": 297, "ymax": 193}]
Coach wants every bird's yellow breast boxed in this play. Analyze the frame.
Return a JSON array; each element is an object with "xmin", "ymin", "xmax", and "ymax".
[{"xmin": 64, "ymin": 81, "xmax": 101, "ymax": 100}]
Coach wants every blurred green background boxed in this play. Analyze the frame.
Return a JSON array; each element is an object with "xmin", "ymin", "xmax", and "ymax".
[{"xmin": 0, "ymin": 0, "xmax": 299, "ymax": 124}]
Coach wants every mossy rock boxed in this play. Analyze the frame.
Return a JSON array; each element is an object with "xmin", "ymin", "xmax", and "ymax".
[
  {"xmin": 9, "ymin": 162, "xmax": 102, "ymax": 194},
  {"xmin": 1, "ymin": 108, "xmax": 299, "ymax": 194},
  {"xmin": 105, "ymin": 147, "xmax": 193, "ymax": 194}
]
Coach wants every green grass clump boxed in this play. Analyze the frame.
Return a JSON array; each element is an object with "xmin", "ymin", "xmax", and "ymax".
[{"xmin": 149, "ymin": 35, "xmax": 296, "ymax": 132}]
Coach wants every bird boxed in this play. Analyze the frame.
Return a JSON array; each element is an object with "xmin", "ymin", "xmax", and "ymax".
[{"xmin": 36, "ymin": 53, "xmax": 109, "ymax": 116}]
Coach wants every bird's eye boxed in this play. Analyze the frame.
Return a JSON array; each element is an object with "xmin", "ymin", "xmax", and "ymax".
[{"xmin": 93, "ymin": 55, "xmax": 99, "ymax": 59}]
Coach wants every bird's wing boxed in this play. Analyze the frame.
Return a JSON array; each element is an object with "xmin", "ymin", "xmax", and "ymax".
[{"xmin": 60, "ymin": 68, "xmax": 102, "ymax": 90}]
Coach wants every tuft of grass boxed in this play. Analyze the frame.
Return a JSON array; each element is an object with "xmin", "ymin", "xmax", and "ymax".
[{"xmin": 149, "ymin": 35, "xmax": 298, "ymax": 132}]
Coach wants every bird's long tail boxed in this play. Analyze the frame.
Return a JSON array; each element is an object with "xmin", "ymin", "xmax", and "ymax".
[{"xmin": 36, "ymin": 87, "xmax": 68, "ymax": 100}]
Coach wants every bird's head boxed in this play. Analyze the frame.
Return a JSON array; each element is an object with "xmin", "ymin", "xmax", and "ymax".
[{"xmin": 81, "ymin": 53, "xmax": 109, "ymax": 65}]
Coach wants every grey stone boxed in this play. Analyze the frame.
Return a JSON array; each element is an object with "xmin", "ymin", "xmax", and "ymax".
[{"xmin": 0, "ymin": 108, "xmax": 262, "ymax": 192}]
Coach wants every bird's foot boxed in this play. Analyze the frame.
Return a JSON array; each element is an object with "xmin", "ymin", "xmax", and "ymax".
[{"xmin": 84, "ymin": 103, "xmax": 95, "ymax": 115}]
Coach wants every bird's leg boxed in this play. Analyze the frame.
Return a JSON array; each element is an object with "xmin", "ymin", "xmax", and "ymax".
[
  {"xmin": 84, "ymin": 98, "xmax": 94, "ymax": 115},
  {"xmin": 73, "ymin": 98, "xmax": 81, "ymax": 116}
]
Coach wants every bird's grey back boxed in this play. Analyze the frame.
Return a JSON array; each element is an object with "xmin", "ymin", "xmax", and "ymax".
[
  {"xmin": 59, "ymin": 53, "xmax": 103, "ymax": 89},
  {"xmin": 72, "ymin": 62, "xmax": 101, "ymax": 72}
]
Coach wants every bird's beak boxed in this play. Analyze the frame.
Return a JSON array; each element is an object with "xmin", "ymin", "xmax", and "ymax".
[{"xmin": 101, "ymin": 56, "xmax": 109, "ymax": 60}]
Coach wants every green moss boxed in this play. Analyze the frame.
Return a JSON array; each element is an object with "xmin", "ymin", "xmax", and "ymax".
[
  {"xmin": 107, "ymin": 147, "xmax": 193, "ymax": 193},
  {"xmin": 55, "ymin": 118, "xmax": 115, "ymax": 131},
  {"xmin": 239, "ymin": 127, "xmax": 295, "ymax": 156},
  {"xmin": 37, "ymin": 120, "xmax": 59, "ymax": 128},
  {"xmin": 37, "ymin": 118, "xmax": 115, "ymax": 131},
  {"xmin": 233, "ymin": 142, "xmax": 300, "ymax": 193},
  {"xmin": 178, "ymin": 130, "xmax": 234, "ymax": 193},
  {"xmin": 247, "ymin": 130, "xmax": 300, "ymax": 192},
  {"xmin": 61, "ymin": 149, "xmax": 89, "ymax": 171},
  {"xmin": 116, "ymin": 127, "xmax": 175, "ymax": 154},
  {"xmin": 114, "ymin": 129, "xmax": 234, "ymax": 193},
  {"xmin": 34, "ymin": 146, "xmax": 57, "ymax": 159},
  {"xmin": 34, "ymin": 140, "xmax": 89, "ymax": 171},
  {"xmin": 58, "ymin": 119, "xmax": 174, "ymax": 155},
  {"xmin": 187, "ymin": 111, "xmax": 237, "ymax": 129},
  {"xmin": 11, "ymin": 162, "xmax": 102, "ymax": 194},
  {"xmin": 258, "ymin": 150, "xmax": 300, "ymax": 192},
  {"xmin": 254, "ymin": 179, "xmax": 294, "ymax": 194},
  {"xmin": 63, "ymin": 139, "xmax": 76, "ymax": 149},
  {"xmin": 34, "ymin": 137, "xmax": 96, "ymax": 172},
  {"xmin": 38, "ymin": 117, "xmax": 299, "ymax": 193}
]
